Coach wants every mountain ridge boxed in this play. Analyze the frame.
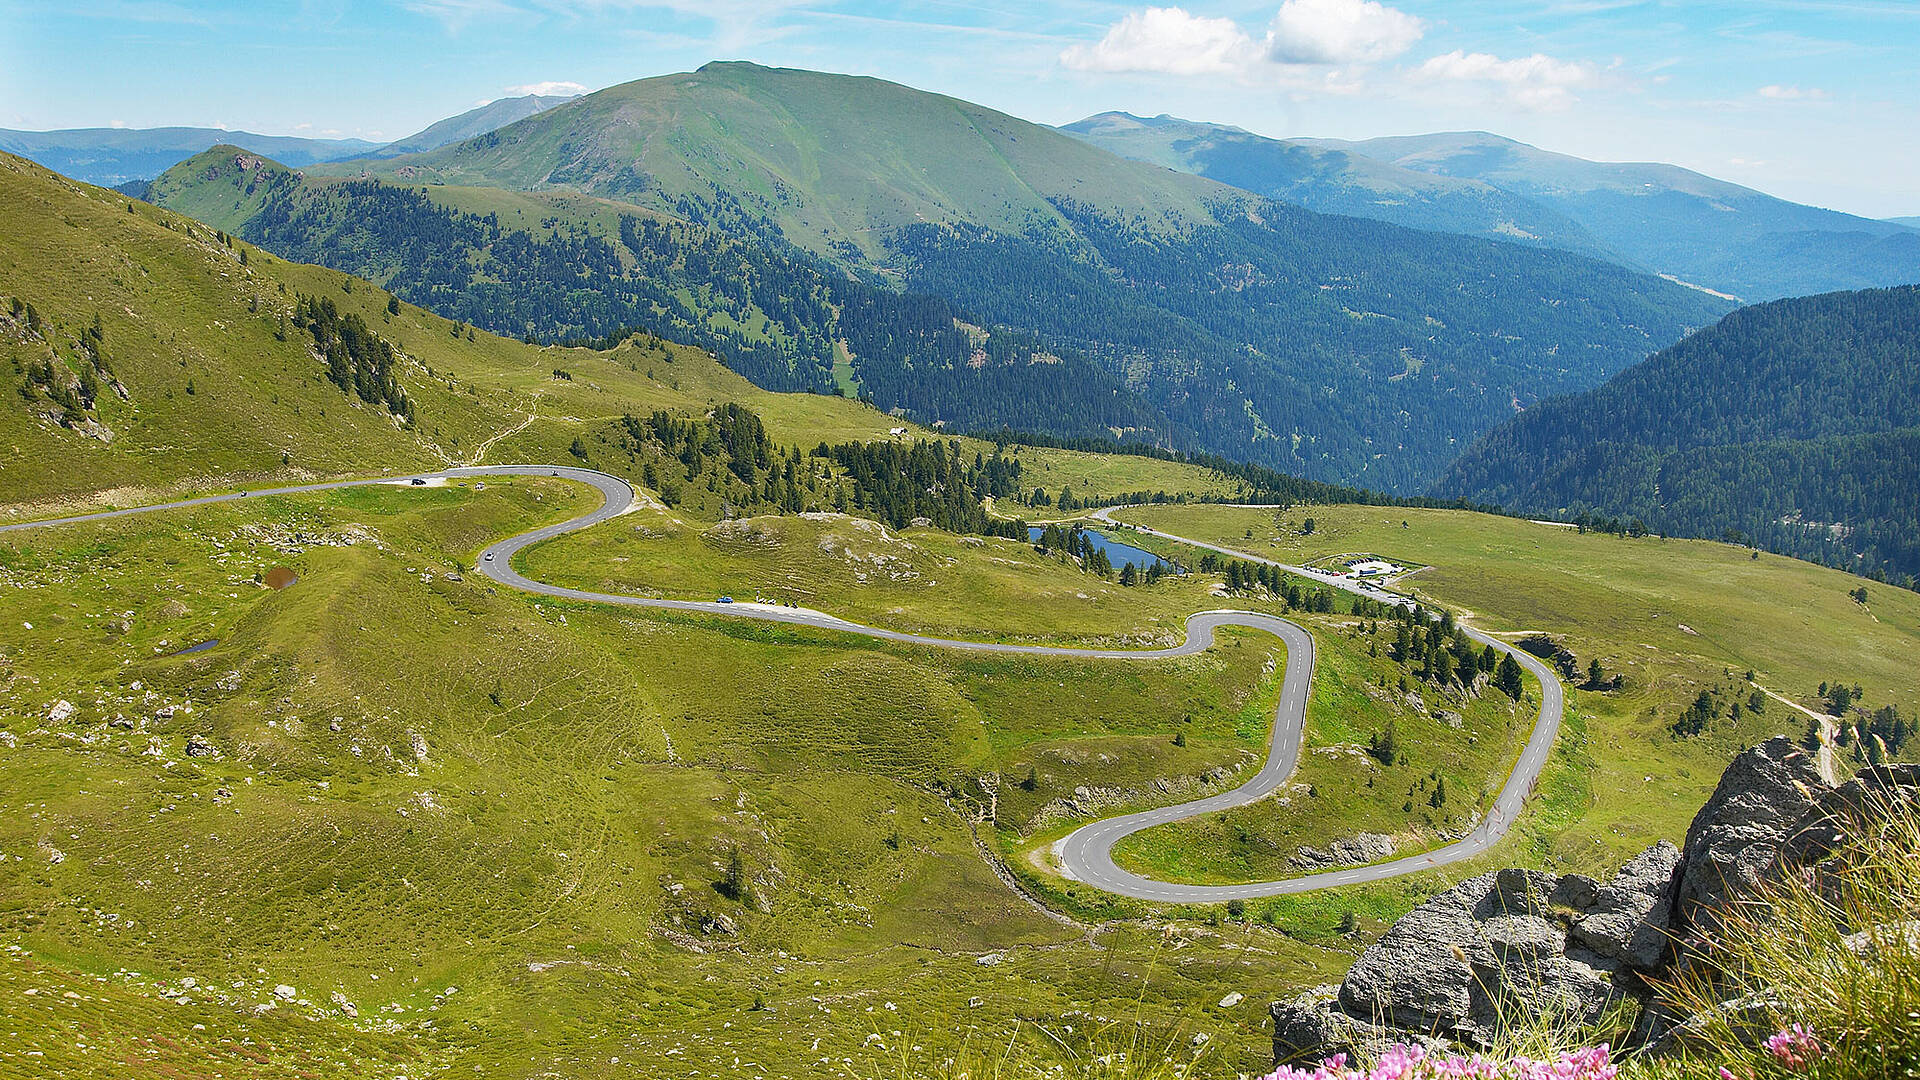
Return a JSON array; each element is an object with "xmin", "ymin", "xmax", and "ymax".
[
  {"xmin": 0, "ymin": 126, "xmax": 378, "ymax": 188},
  {"xmin": 251, "ymin": 62, "xmax": 1729, "ymax": 492},
  {"xmin": 1305, "ymin": 131, "xmax": 1920, "ymax": 300}
]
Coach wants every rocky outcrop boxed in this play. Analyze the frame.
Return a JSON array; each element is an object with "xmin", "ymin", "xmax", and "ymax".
[
  {"xmin": 1292, "ymin": 833, "xmax": 1396, "ymax": 871},
  {"xmin": 1666, "ymin": 736, "xmax": 1825, "ymax": 949},
  {"xmin": 1329, "ymin": 867, "xmax": 1631, "ymax": 1047},
  {"xmin": 1272, "ymin": 986, "xmax": 1443, "ymax": 1065},
  {"xmin": 1269, "ymin": 737, "xmax": 1909, "ymax": 1066},
  {"xmin": 1570, "ymin": 840, "xmax": 1680, "ymax": 971}
]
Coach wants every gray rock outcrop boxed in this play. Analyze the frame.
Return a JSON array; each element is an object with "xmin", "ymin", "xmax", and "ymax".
[
  {"xmin": 1570, "ymin": 840, "xmax": 1681, "ymax": 971},
  {"xmin": 1333, "ymin": 867, "xmax": 1627, "ymax": 1047},
  {"xmin": 1666, "ymin": 736, "xmax": 1825, "ymax": 948},
  {"xmin": 1270, "ymin": 737, "xmax": 1905, "ymax": 1066},
  {"xmin": 1272, "ymin": 986, "xmax": 1442, "ymax": 1065}
]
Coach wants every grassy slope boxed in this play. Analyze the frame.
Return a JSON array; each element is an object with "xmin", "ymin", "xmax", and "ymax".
[
  {"xmin": 0, "ymin": 477, "xmax": 1349, "ymax": 1079},
  {"xmin": 1113, "ymin": 503, "xmax": 1920, "ymax": 874},
  {"xmin": 2, "ymin": 150, "xmax": 1237, "ymax": 518}
]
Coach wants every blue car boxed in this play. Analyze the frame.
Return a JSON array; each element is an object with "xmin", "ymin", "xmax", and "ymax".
[{"xmin": 717, "ymin": 595, "xmax": 734, "ymax": 604}]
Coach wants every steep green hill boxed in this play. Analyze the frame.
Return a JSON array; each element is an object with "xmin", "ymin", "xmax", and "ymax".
[
  {"xmin": 1, "ymin": 149, "xmax": 1296, "ymax": 522},
  {"xmin": 165, "ymin": 64, "xmax": 1731, "ymax": 492},
  {"xmin": 1062, "ymin": 112, "xmax": 1613, "ymax": 260},
  {"xmin": 1435, "ymin": 286, "xmax": 1920, "ymax": 580},
  {"xmin": 334, "ymin": 61, "xmax": 1222, "ymax": 261},
  {"xmin": 1308, "ymin": 132, "xmax": 1920, "ymax": 301}
]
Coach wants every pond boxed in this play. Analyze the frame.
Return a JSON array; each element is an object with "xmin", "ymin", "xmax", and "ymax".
[{"xmin": 1028, "ymin": 526, "xmax": 1177, "ymax": 573}]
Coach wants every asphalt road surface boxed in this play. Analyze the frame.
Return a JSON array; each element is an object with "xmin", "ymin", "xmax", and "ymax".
[{"xmin": 3, "ymin": 468, "xmax": 1562, "ymax": 902}]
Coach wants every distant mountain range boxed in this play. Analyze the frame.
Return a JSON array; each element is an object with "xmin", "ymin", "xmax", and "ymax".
[
  {"xmin": 0, "ymin": 127, "xmax": 381, "ymax": 188},
  {"xmin": 1436, "ymin": 285, "xmax": 1920, "ymax": 580},
  {"xmin": 1061, "ymin": 112, "xmax": 1614, "ymax": 260},
  {"xmin": 151, "ymin": 62, "xmax": 1728, "ymax": 492},
  {"xmin": 364, "ymin": 94, "xmax": 578, "ymax": 159},
  {"xmin": 0, "ymin": 94, "xmax": 575, "ymax": 189},
  {"xmin": 1303, "ymin": 132, "xmax": 1920, "ymax": 302},
  {"xmin": 1069, "ymin": 116, "xmax": 1920, "ymax": 303}
]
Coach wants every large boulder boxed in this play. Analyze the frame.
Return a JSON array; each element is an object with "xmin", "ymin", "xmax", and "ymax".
[
  {"xmin": 1570, "ymin": 841, "xmax": 1682, "ymax": 971},
  {"xmin": 1336, "ymin": 868, "xmax": 1628, "ymax": 1046},
  {"xmin": 1271, "ymin": 987, "xmax": 1442, "ymax": 1065},
  {"xmin": 1667, "ymin": 736, "xmax": 1826, "ymax": 949}
]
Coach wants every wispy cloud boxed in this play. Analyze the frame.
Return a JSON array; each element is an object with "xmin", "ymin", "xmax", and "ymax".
[
  {"xmin": 1411, "ymin": 50, "xmax": 1603, "ymax": 110},
  {"xmin": 500, "ymin": 79, "xmax": 590, "ymax": 98},
  {"xmin": 1757, "ymin": 83, "xmax": 1828, "ymax": 100},
  {"xmin": 1060, "ymin": 0, "xmax": 1421, "ymax": 77}
]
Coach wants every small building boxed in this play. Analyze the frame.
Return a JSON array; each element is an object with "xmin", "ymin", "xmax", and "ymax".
[
  {"xmin": 888, "ymin": 426, "xmax": 909, "ymax": 437},
  {"xmin": 1349, "ymin": 559, "xmax": 1401, "ymax": 577}
]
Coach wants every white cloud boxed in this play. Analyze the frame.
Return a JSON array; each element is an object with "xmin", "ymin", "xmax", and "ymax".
[
  {"xmin": 1413, "ymin": 50, "xmax": 1600, "ymax": 109},
  {"xmin": 1263, "ymin": 0, "xmax": 1422, "ymax": 64},
  {"xmin": 1758, "ymin": 84, "xmax": 1828, "ymax": 100},
  {"xmin": 402, "ymin": 0, "xmax": 520, "ymax": 30},
  {"xmin": 501, "ymin": 80, "xmax": 589, "ymax": 99},
  {"xmin": 109, "ymin": 119, "xmax": 128, "ymax": 129},
  {"xmin": 1060, "ymin": 7, "xmax": 1256, "ymax": 76}
]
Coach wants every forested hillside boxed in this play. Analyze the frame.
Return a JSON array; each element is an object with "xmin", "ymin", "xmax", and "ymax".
[
  {"xmin": 154, "ymin": 63, "xmax": 1729, "ymax": 492},
  {"xmin": 1437, "ymin": 286, "xmax": 1920, "ymax": 582},
  {"xmin": 147, "ymin": 151, "xmax": 1166, "ymax": 441}
]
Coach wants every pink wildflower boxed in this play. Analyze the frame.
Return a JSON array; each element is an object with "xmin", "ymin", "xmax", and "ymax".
[{"xmin": 1766, "ymin": 1023, "xmax": 1821, "ymax": 1071}]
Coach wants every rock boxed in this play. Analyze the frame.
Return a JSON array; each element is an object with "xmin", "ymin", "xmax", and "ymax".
[
  {"xmin": 1293, "ymin": 832, "xmax": 1396, "ymax": 870},
  {"xmin": 1841, "ymin": 920, "xmax": 1920, "ymax": 959},
  {"xmin": 330, "ymin": 990, "xmax": 358, "ymax": 1018},
  {"xmin": 1570, "ymin": 841, "xmax": 1682, "ymax": 971},
  {"xmin": 1271, "ymin": 987, "xmax": 1442, "ymax": 1066},
  {"xmin": 184, "ymin": 734, "xmax": 215, "ymax": 757},
  {"xmin": 1337, "ymin": 868, "xmax": 1626, "ymax": 1046},
  {"xmin": 1219, "ymin": 992, "xmax": 1243, "ymax": 1008},
  {"xmin": 1773, "ymin": 763, "xmax": 1920, "ymax": 876},
  {"xmin": 48, "ymin": 700, "xmax": 77, "ymax": 723},
  {"xmin": 274, "ymin": 984, "xmax": 296, "ymax": 1000},
  {"xmin": 1549, "ymin": 874, "xmax": 1600, "ymax": 911},
  {"xmin": 1668, "ymin": 736, "xmax": 1826, "ymax": 948},
  {"xmin": 1432, "ymin": 709, "xmax": 1464, "ymax": 730}
]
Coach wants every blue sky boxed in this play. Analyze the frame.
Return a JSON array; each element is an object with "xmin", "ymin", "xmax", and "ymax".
[{"xmin": 2, "ymin": 0, "xmax": 1915, "ymax": 216}]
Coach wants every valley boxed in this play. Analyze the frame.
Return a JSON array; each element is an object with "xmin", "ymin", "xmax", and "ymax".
[{"xmin": 3, "ymin": 19, "xmax": 1917, "ymax": 1078}]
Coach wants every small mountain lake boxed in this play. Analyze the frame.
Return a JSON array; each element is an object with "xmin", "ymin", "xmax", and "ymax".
[{"xmin": 1027, "ymin": 526, "xmax": 1175, "ymax": 573}]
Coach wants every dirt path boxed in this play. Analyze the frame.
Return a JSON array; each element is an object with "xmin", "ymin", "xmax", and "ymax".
[{"xmin": 465, "ymin": 398, "xmax": 541, "ymax": 466}]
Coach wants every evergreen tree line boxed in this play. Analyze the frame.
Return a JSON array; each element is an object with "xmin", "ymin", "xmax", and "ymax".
[
  {"xmin": 288, "ymin": 293, "xmax": 412, "ymax": 420},
  {"xmin": 224, "ymin": 178, "xmax": 1178, "ymax": 435},
  {"xmin": 10, "ymin": 299, "xmax": 117, "ymax": 425},
  {"xmin": 583, "ymin": 404, "xmax": 1029, "ymax": 540},
  {"xmin": 171, "ymin": 166, "xmax": 1724, "ymax": 494},
  {"xmin": 1438, "ymin": 286, "xmax": 1920, "ymax": 585}
]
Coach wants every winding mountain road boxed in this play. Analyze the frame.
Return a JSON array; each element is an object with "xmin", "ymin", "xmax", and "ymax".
[{"xmin": 2, "ymin": 466, "xmax": 1563, "ymax": 903}]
